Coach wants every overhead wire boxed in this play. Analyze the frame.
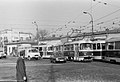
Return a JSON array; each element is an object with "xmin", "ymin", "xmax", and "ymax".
[
  {"xmin": 51, "ymin": 0, "xmax": 101, "ymax": 35},
  {"xmin": 36, "ymin": 0, "xmax": 120, "ymax": 36},
  {"xmin": 94, "ymin": 8, "xmax": 120, "ymax": 22},
  {"xmin": 85, "ymin": 16, "xmax": 120, "ymax": 32},
  {"xmin": 81, "ymin": 0, "xmax": 120, "ymax": 32},
  {"xmin": 78, "ymin": 0, "xmax": 107, "ymax": 32}
]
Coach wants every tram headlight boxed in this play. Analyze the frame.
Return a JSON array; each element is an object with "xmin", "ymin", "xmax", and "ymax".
[{"xmin": 56, "ymin": 58, "xmax": 59, "ymax": 61}]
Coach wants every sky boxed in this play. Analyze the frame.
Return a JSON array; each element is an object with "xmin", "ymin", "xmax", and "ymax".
[{"xmin": 0, "ymin": 0, "xmax": 120, "ymax": 36}]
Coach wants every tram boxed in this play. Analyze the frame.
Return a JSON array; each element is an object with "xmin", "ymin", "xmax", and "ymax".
[
  {"xmin": 63, "ymin": 42, "xmax": 74, "ymax": 61},
  {"xmin": 104, "ymin": 37, "xmax": 120, "ymax": 63},
  {"xmin": 92, "ymin": 40, "xmax": 106, "ymax": 60},
  {"xmin": 63, "ymin": 40, "xmax": 93, "ymax": 61}
]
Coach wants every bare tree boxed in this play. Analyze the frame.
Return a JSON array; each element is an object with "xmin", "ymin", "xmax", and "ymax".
[{"xmin": 37, "ymin": 29, "xmax": 49, "ymax": 40}]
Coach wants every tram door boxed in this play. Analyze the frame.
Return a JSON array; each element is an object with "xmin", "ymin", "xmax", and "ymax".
[{"xmin": 74, "ymin": 43, "xmax": 79, "ymax": 61}]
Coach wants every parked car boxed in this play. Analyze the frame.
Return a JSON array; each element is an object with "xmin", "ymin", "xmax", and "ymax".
[
  {"xmin": 0, "ymin": 49, "xmax": 6, "ymax": 59},
  {"xmin": 50, "ymin": 52, "xmax": 67, "ymax": 63}
]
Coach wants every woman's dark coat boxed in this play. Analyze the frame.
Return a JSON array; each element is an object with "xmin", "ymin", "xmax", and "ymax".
[{"xmin": 16, "ymin": 57, "xmax": 27, "ymax": 82}]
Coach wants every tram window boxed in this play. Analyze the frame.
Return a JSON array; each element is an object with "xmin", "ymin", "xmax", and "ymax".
[
  {"xmin": 118, "ymin": 52, "xmax": 120, "ymax": 58},
  {"xmin": 114, "ymin": 52, "xmax": 120, "ymax": 58},
  {"xmin": 64, "ymin": 45, "xmax": 66, "ymax": 50},
  {"xmin": 115, "ymin": 42, "xmax": 120, "ymax": 49},
  {"xmin": 52, "ymin": 47, "xmax": 54, "ymax": 50},
  {"xmin": 97, "ymin": 43, "xmax": 100, "ymax": 49},
  {"xmin": 108, "ymin": 43, "xmax": 114, "ymax": 49},
  {"xmin": 59, "ymin": 46, "xmax": 61, "ymax": 50},
  {"xmin": 68, "ymin": 45, "xmax": 70, "ymax": 50},
  {"xmin": 79, "ymin": 52, "xmax": 84, "ymax": 56},
  {"xmin": 39, "ymin": 47, "xmax": 42, "ymax": 51},
  {"xmin": 108, "ymin": 45, "xmax": 114, "ymax": 49},
  {"xmin": 86, "ymin": 52, "xmax": 92, "ymax": 55},
  {"xmin": 67, "ymin": 45, "xmax": 70, "ymax": 50},
  {"xmin": 44, "ymin": 47, "xmax": 47, "ymax": 51},
  {"xmin": 56, "ymin": 47, "xmax": 59, "ymax": 51},
  {"xmin": 65, "ymin": 45, "xmax": 68, "ymax": 50},
  {"xmin": 86, "ymin": 44, "xmax": 91, "ymax": 49},
  {"xmin": 48, "ymin": 47, "xmax": 53, "ymax": 51},
  {"xmin": 102, "ymin": 43, "xmax": 106, "ymax": 50},
  {"xmin": 70, "ymin": 44, "xmax": 74, "ymax": 50},
  {"xmin": 93, "ymin": 43, "xmax": 96, "ymax": 50}
]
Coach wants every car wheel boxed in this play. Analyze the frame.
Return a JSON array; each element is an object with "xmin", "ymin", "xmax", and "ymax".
[
  {"xmin": 38, "ymin": 57, "xmax": 40, "ymax": 60},
  {"xmin": 53, "ymin": 60, "xmax": 56, "ymax": 63},
  {"xmin": 28, "ymin": 56, "xmax": 31, "ymax": 60},
  {"xmin": 51, "ymin": 60, "xmax": 53, "ymax": 63}
]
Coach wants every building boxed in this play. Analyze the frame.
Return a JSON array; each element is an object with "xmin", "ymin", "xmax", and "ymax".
[
  {"xmin": 0, "ymin": 29, "xmax": 34, "ymax": 43},
  {"xmin": 5, "ymin": 41, "xmax": 36, "ymax": 56},
  {"xmin": 19, "ymin": 32, "xmax": 33, "ymax": 41}
]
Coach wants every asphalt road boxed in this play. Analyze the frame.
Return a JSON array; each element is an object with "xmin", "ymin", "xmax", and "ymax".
[{"xmin": 0, "ymin": 57, "xmax": 120, "ymax": 82}]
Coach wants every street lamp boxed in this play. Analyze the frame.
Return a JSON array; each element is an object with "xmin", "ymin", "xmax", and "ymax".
[
  {"xmin": 83, "ymin": 11, "xmax": 94, "ymax": 38},
  {"xmin": 32, "ymin": 21, "xmax": 39, "ymax": 50},
  {"xmin": 32, "ymin": 21, "xmax": 39, "ymax": 42}
]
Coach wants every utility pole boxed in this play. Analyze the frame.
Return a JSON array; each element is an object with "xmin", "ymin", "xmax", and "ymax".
[
  {"xmin": 32, "ymin": 21, "xmax": 39, "ymax": 50},
  {"xmin": 83, "ymin": 11, "xmax": 94, "ymax": 39}
]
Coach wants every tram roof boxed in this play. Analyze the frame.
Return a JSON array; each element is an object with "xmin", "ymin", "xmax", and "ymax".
[
  {"xmin": 47, "ymin": 40, "xmax": 63, "ymax": 46},
  {"xmin": 92, "ymin": 40, "xmax": 106, "ymax": 43},
  {"xmin": 32, "ymin": 44, "xmax": 47, "ymax": 47},
  {"xmin": 106, "ymin": 37, "xmax": 120, "ymax": 42},
  {"xmin": 65, "ymin": 40, "xmax": 93, "ymax": 45}
]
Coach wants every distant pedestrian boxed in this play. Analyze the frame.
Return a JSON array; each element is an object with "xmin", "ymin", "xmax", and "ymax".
[{"xmin": 16, "ymin": 50, "xmax": 27, "ymax": 82}]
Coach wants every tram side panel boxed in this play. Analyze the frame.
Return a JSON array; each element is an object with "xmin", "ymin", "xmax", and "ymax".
[
  {"xmin": 64, "ymin": 51, "xmax": 74, "ymax": 61},
  {"xmin": 92, "ymin": 42, "xmax": 106, "ymax": 60},
  {"xmin": 104, "ymin": 40, "xmax": 120, "ymax": 63}
]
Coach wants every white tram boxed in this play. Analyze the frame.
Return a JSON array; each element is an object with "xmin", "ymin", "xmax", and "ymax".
[{"xmin": 64, "ymin": 40, "xmax": 93, "ymax": 61}]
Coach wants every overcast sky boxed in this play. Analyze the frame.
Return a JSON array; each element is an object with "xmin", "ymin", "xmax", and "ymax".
[{"xmin": 0, "ymin": 0, "xmax": 120, "ymax": 36}]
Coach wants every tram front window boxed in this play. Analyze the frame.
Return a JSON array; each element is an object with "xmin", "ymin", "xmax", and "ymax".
[{"xmin": 81, "ymin": 43, "xmax": 92, "ymax": 50}]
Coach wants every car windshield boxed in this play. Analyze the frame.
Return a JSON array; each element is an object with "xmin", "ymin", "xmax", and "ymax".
[{"xmin": 29, "ymin": 49, "xmax": 38, "ymax": 52}]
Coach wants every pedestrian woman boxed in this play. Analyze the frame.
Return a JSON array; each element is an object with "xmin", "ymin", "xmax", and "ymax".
[{"xmin": 16, "ymin": 50, "xmax": 27, "ymax": 82}]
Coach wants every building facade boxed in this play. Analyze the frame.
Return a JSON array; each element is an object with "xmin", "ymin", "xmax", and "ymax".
[{"xmin": 0, "ymin": 29, "xmax": 34, "ymax": 43}]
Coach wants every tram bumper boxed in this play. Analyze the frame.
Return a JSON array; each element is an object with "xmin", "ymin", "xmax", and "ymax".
[{"xmin": 83, "ymin": 56, "xmax": 93, "ymax": 62}]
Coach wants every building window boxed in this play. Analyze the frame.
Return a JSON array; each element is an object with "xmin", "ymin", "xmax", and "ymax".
[{"xmin": 20, "ymin": 37, "xmax": 23, "ymax": 41}]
